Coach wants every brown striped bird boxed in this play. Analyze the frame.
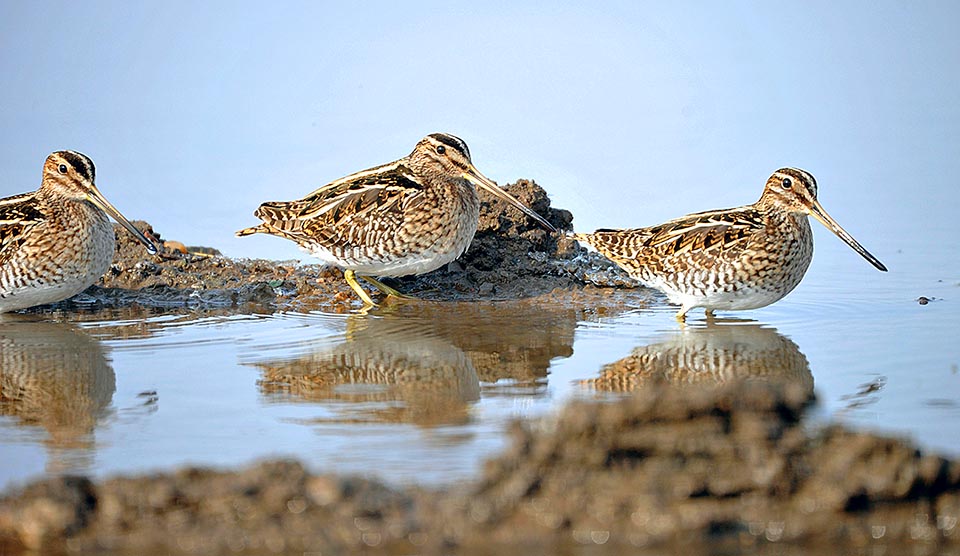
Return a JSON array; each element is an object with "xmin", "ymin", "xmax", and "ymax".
[
  {"xmin": 1, "ymin": 151, "xmax": 157, "ymax": 313},
  {"xmin": 237, "ymin": 133, "xmax": 556, "ymax": 305},
  {"xmin": 574, "ymin": 168, "xmax": 886, "ymax": 321}
]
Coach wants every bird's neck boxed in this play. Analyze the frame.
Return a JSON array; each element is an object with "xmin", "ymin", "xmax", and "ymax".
[{"xmin": 36, "ymin": 187, "xmax": 101, "ymax": 220}]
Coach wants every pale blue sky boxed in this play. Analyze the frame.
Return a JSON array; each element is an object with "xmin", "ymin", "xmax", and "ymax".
[{"xmin": 1, "ymin": 1, "xmax": 957, "ymax": 264}]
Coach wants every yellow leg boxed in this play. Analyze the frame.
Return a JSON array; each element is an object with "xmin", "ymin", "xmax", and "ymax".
[
  {"xmin": 675, "ymin": 309, "xmax": 688, "ymax": 323},
  {"xmin": 359, "ymin": 275, "xmax": 415, "ymax": 300},
  {"xmin": 705, "ymin": 309, "xmax": 716, "ymax": 319},
  {"xmin": 344, "ymin": 269, "xmax": 377, "ymax": 306}
]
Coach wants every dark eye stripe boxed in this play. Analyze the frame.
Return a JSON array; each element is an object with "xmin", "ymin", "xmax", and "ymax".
[
  {"xmin": 428, "ymin": 133, "xmax": 470, "ymax": 159},
  {"xmin": 59, "ymin": 150, "xmax": 96, "ymax": 182},
  {"xmin": 776, "ymin": 168, "xmax": 817, "ymax": 192}
]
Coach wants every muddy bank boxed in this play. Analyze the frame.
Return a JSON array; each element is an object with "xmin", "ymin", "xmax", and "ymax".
[
  {"xmin": 37, "ymin": 179, "xmax": 637, "ymax": 315},
  {"xmin": 1, "ymin": 382, "xmax": 958, "ymax": 555}
]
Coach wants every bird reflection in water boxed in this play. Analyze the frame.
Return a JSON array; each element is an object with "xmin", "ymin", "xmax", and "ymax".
[
  {"xmin": 585, "ymin": 319, "xmax": 813, "ymax": 394},
  {"xmin": 0, "ymin": 320, "xmax": 115, "ymax": 474},
  {"xmin": 254, "ymin": 301, "xmax": 578, "ymax": 425}
]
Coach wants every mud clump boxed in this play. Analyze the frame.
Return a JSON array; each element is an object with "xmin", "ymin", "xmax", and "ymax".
[
  {"xmin": 98, "ymin": 219, "xmax": 350, "ymax": 312},
  {"xmin": 460, "ymin": 383, "xmax": 959, "ymax": 550},
  {"xmin": 401, "ymin": 178, "xmax": 638, "ymax": 298},
  {"xmin": 2, "ymin": 382, "xmax": 959, "ymax": 555},
  {"xmin": 66, "ymin": 179, "xmax": 629, "ymax": 313}
]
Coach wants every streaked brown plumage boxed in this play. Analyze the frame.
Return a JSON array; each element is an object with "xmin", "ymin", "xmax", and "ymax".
[
  {"xmin": 236, "ymin": 133, "xmax": 556, "ymax": 305},
  {"xmin": 575, "ymin": 168, "xmax": 887, "ymax": 321},
  {"xmin": 0, "ymin": 151, "xmax": 158, "ymax": 313}
]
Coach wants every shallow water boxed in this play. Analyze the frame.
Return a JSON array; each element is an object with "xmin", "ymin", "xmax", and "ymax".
[{"xmin": 0, "ymin": 239, "xmax": 958, "ymax": 492}]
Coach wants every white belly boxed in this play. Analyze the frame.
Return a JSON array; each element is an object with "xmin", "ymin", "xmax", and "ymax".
[{"xmin": 306, "ymin": 241, "xmax": 469, "ymax": 277}]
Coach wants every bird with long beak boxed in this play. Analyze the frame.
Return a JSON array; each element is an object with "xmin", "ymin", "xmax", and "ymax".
[
  {"xmin": 237, "ymin": 133, "xmax": 556, "ymax": 305},
  {"xmin": 0, "ymin": 150, "xmax": 157, "ymax": 312},
  {"xmin": 575, "ymin": 168, "xmax": 886, "ymax": 322}
]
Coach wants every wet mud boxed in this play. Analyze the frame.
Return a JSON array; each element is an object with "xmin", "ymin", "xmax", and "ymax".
[{"xmin": 1, "ymin": 382, "xmax": 958, "ymax": 555}]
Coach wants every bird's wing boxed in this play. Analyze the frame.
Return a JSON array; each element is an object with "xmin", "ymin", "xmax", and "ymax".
[
  {"xmin": 582, "ymin": 206, "xmax": 766, "ymax": 270},
  {"xmin": 0, "ymin": 192, "xmax": 45, "ymax": 266},
  {"xmin": 251, "ymin": 162, "xmax": 425, "ymax": 244},
  {"xmin": 640, "ymin": 207, "xmax": 765, "ymax": 256}
]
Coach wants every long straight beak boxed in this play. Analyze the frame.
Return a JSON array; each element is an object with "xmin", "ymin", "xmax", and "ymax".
[
  {"xmin": 462, "ymin": 164, "xmax": 557, "ymax": 233},
  {"xmin": 86, "ymin": 185, "xmax": 159, "ymax": 255},
  {"xmin": 809, "ymin": 200, "xmax": 886, "ymax": 271}
]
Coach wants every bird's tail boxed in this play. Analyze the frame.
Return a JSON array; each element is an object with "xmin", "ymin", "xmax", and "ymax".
[{"xmin": 235, "ymin": 224, "xmax": 267, "ymax": 237}]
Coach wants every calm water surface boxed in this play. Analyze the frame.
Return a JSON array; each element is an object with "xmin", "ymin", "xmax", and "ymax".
[{"xmin": 0, "ymin": 236, "xmax": 957, "ymax": 491}]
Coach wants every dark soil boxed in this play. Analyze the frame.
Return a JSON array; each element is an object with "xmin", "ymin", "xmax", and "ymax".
[{"xmin": 1, "ymin": 382, "xmax": 958, "ymax": 555}]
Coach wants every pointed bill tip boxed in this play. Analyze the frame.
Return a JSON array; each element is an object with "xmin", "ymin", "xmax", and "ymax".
[
  {"xmin": 86, "ymin": 187, "xmax": 158, "ymax": 255},
  {"xmin": 809, "ymin": 203, "xmax": 887, "ymax": 272}
]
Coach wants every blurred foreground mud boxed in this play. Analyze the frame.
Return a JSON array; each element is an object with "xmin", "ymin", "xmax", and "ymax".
[{"xmin": 1, "ymin": 382, "xmax": 958, "ymax": 555}]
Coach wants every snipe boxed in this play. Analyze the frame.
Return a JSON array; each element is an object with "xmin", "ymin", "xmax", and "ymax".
[
  {"xmin": 575, "ymin": 168, "xmax": 887, "ymax": 321},
  {"xmin": 0, "ymin": 151, "xmax": 157, "ymax": 313},
  {"xmin": 237, "ymin": 133, "xmax": 556, "ymax": 305}
]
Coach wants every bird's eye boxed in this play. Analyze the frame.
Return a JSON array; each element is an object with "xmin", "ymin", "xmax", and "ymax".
[
  {"xmin": 58, "ymin": 164, "xmax": 68, "ymax": 174},
  {"xmin": 782, "ymin": 178, "xmax": 793, "ymax": 189},
  {"xmin": 436, "ymin": 145, "xmax": 446, "ymax": 155}
]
